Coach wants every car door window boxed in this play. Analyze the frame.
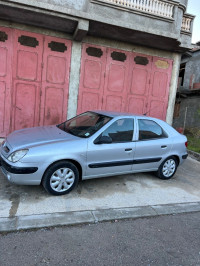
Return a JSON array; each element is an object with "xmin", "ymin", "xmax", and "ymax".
[
  {"xmin": 138, "ymin": 119, "xmax": 167, "ymax": 140},
  {"xmin": 101, "ymin": 119, "xmax": 134, "ymax": 143}
]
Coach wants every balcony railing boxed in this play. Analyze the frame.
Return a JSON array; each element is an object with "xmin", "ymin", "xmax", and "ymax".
[
  {"xmin": 181, "ymin": 15, "xmax": 192, "ymax": 32},
  {"xmin": 97, "ymin": 0, "xmax": 174, "ymax": 18}
]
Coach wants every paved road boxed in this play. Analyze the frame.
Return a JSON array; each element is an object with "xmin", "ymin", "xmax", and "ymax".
[{"xmin": 0, "ymin": 212, "xmax": 200, "ymax": 266}]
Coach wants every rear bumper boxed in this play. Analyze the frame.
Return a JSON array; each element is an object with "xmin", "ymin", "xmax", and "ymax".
[{"xmin": 182, "ymin": 154, "xmax": 188, "ymax": 160}]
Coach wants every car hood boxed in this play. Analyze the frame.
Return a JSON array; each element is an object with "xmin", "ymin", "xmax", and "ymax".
[{"xmin": 6, "ymin": 125, "xmax": 79, "ymax": 151}]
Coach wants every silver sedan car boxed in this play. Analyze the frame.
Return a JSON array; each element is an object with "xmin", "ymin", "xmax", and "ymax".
[{"xmin": 0, "ymin": 111, "xmax": 188, "ymax": 196}]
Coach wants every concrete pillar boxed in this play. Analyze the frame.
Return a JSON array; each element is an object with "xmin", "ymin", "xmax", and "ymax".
[
  {"xmin": 73, "ymin": 19, "xmax": 89, "ymax": 42},
  {"xmin": 67, "ymin": 41, "xmax": 82, "ymax": 119},
  {"xmin": 166, "ymin": 53, "xmax": 181, "ymax": 125}
]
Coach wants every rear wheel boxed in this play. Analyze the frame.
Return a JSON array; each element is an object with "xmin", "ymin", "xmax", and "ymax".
[
  {"xmin": 156, "ymin": 156, "xmax": 178, "ymax": 180},
  {"xmin": 42, "ymin": 161, "xmax": 79, "ymax": 196}
]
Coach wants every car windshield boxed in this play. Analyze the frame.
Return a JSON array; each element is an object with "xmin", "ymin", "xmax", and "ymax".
[{"xmin": 57, "ymin": 112, "xmax": 112, "ymax": 138}]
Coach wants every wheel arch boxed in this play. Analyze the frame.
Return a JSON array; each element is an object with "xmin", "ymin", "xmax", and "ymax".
[
  {"xmin": 41, "ymin": 159, "xmax": 83, "ymax": 185},
  {"xmin": 171, "ymin": 155, "xmax": 180, "ymax": 166}
]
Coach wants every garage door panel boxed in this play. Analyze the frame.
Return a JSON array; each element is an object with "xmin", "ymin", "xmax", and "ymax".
[
  {"xmin": 148, "ymin": 57, "xmax": 173, "ymax": 120},
  {"xmin": 77, "ymin": 44, "xmax": 106, "ymax": 114},
  {"xmin": 46, "ymin": 55, "xmax": 66, "ymax": 84},
  {"xmin": 12, "ymin": 82, "xmax": 39, "ymax": 130},
  {"xmin": 102, "ymin": 48, "xmax": 130, "ymax": 112},
  {"xmin": 43, "ymin": 87, "xmax": 64, "ymax": 125},
  {"xmin": 148, "ymin": 100, "xmax": 165, "ymax": 120},
  {"xmin": 0, "ymin": 81, "xmax": 6, "ymax": 132},
  {"xmin": 40, "ymin": 35, "xmax": 72, "ymax": 125},
  {"xmin": 0, "ymin": 47, "xmax": 7, "ymax": 77},
  {"xmin": 83, "ymin": 60, "xmax": 102, "ymax": 89},
  {"xmin": 104, "ymin": 95, "xmax": 123, "ymax": 112},
  {"xmin": 80, "ymin": 92, "xmax": 100, "ymax": 113},
  {"xmin": 151, "ymin": 71, "xmax": 168, "ymax": 98},
  {"xmin": 130, "ymin": 68, "xmax": 148, "ymax": 96},
  {"xmin": 13, "ymin": 30, "xmax": 43, "ymax": 82},
  {"xmin": 17, "ymin": 50, "xmax": 38, "ymax": 81},
  {"xmin": 127, "ymin": 53, "xmax": 152, "ymax": 115},
  {"xmin": 108, "ymin": 64, "xmax": 125, "ymax": 92},
  {"xmin": 127, "ymin": 96, "xmax": 146, "ymax": 115}
]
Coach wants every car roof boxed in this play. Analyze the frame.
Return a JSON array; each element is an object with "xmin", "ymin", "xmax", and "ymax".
[{"xmin": 91, "ymin": 110, "xmax": 147, "ymax": 119}]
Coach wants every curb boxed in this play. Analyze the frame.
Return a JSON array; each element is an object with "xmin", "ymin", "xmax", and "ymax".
[
  {"xmin": 188, "ymin": 150, "xmax": 200, "ymax": 162},
  {"xmin": 0, "ymin": 202, "xmax": 200, "ymax": 232}
]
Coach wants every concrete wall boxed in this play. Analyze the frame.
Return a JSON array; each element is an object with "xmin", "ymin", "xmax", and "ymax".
[
  {"xmin": 35, "ymin": 0, "xmax": 88, "ymax": 11},
  {"xmin": 173, "ymin": 96, "xmax": 200, "ymax": 128},
  {"xmin": 181, "ymin": 51, "xmax": 200, "ymax": 90}
]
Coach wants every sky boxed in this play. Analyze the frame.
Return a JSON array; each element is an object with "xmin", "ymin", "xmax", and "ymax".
[{"xmin": 187, "ymin": 0, "xmax": 200, "ymax": 43}]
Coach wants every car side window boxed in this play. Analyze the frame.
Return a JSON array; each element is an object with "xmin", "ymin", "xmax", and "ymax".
[
  {"xmin": 138, "ymin": 119, "xmax": 167, "ymax": 141},
  {"xmin": 101, "ymin": 119, "xmax": 134, "ymax": 143}
]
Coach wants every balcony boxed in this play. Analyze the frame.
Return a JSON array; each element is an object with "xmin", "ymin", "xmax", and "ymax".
[
  {"xmin": 181, "ymin": 14, "xmax": 193, "ymax": 33},
  {"xmin": 0, "ymin": 0, "xmax": 195, "ymax": 52},
  {"xmin": 96, "ymin": 0, "xmax": 175, "ymax": 19}
]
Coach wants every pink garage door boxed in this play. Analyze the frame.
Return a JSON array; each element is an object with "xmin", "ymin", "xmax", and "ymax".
[
  {"xmin": 77, "ymin": 44, "xmax": 107, "ymax": 114},
  {"xmin": 12, "ymin": 30, "xmax": 43, "ymax": 131},
  {"xmin": 40, "ymin": 35, "xmax": 71, "ymax": 126},
  {"xmin": 102, "ymin": 48, "xmax": 130, "ymax": 112},
  {"xmin": 0, "ymin": 27, "xmax": 12, "ymax": 137},
  {"xmin": 0, "ymin": 27, "xmax": 71, "ymax": 136},
  {"xmin": 77, "ymin": 44, "xmax": 173, "ymax": 121}
]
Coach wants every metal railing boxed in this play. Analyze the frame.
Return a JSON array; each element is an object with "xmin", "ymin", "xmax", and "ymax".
[{"xmin": 98, "ymin": 0, "xmax": 174, "ymax": 18}]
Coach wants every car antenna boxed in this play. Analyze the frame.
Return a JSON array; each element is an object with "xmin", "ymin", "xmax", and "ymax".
[{"xmin": 143, "ymin": 105, "xmax": 160, "ymax": 116}]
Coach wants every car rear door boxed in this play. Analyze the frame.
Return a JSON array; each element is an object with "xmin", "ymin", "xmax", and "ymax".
[
  {"xmin": 86, "ymin": 118, "xmax": 136, "ymax": 178},
  {"xmin": 133, "ymin": 118, "xmax": 173, "ymax": 172}
]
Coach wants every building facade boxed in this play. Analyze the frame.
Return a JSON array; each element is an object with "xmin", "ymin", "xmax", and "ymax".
[
  {"xmin": 174, "ymin": 44, "xmax": 200, "ymax": 130},
  {"xmin": 0, "ymin": 0, "xmax": 195, "ymax": 137}
]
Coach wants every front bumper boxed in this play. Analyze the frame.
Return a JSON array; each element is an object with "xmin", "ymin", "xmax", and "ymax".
[
  {"xmin": 0, "ymin": 157, "xmax": 38, "ymax": 174},
  {"xmin": 0, "ymin": 156, "xmax": 41, "ymax": 185}
]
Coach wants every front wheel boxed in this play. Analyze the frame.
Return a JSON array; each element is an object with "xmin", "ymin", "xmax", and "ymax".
[
  {"xmin": 156, "ymin": 156, "xmax": 178, "ymax": 180},
  {"xmin": 42, "ymin": 161, "xmax": 79, "ymax": 196}
]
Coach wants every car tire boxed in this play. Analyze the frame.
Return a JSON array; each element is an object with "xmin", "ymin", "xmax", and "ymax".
[
  {"xmin": 42, "ymin": 161, "xmax": 79, "ymax": 196},
  {"xmin": 156, "ymin": 156, "xmax": 178, "ymax": 180}
]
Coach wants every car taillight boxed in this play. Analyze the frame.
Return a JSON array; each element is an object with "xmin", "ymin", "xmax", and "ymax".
[{"xmin": 185, "ymin": 141, "xmax": 188, "ymax": 147}]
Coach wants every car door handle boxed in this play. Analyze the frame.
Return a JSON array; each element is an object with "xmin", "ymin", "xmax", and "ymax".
[
  {"xmin": 161, "ymin": 145, "xmax": 167, "ymax": 149},
  {"xmin": 125, "ymin": 148, "xmax": 132, "ymax": 152}
]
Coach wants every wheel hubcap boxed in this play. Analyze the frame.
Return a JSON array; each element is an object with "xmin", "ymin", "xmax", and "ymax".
[
  {"xmin": 162, "ymin": 159, "xmax": 176, "ymax": 177},
  {"xmin": 50, "ymin": 168, "xmax": 75, "ymax": 192}
]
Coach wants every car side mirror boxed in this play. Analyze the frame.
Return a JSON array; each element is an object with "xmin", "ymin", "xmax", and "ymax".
[{"xmin": 94, "ymin": 135, "xmax": 112, "ymax": 144}]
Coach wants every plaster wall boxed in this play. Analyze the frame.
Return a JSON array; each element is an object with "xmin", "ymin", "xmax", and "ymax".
[
  {"xmin": 173, "ymin": 97, "xmax": 200, "ymax": 128},
  {"xmin": 40, "ymin": 0, "xmax": 89, "ymax": 11},
  {"xmin": 182, "ymin": 51, "xmax": 200, "ymax": 90}
]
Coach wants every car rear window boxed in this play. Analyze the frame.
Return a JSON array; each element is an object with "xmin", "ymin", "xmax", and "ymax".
[{"xmin": 138, "ymin": 119, "xmax": 167, "ymax": 140}]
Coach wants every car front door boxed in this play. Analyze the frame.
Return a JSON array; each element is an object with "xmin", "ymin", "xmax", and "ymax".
[
  {"xmin": 133, "ymin": 118, "xmax": 173, "ymax": 172},
  {"xmin": 86, "ymin": 118, "xmax": 136, "ymax": 178}
]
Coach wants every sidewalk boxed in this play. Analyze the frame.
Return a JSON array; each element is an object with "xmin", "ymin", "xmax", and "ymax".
[{"xmin": 0, "ymin": 156, "xmax": 200, "ymax": 232}]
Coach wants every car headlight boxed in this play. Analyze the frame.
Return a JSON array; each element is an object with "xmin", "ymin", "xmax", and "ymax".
[{"xmin": 8, "ymin": 149, "xmax": 28, "ymax": 163}]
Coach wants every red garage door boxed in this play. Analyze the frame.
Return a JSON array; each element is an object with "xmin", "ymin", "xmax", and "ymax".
[
  {"xmin": 0, "ymin": 27, "xmax": 71, "ymax": 137},
  {"xmin": 77, "ymin": 44, "xmax": 173, "ymax": 121}
]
